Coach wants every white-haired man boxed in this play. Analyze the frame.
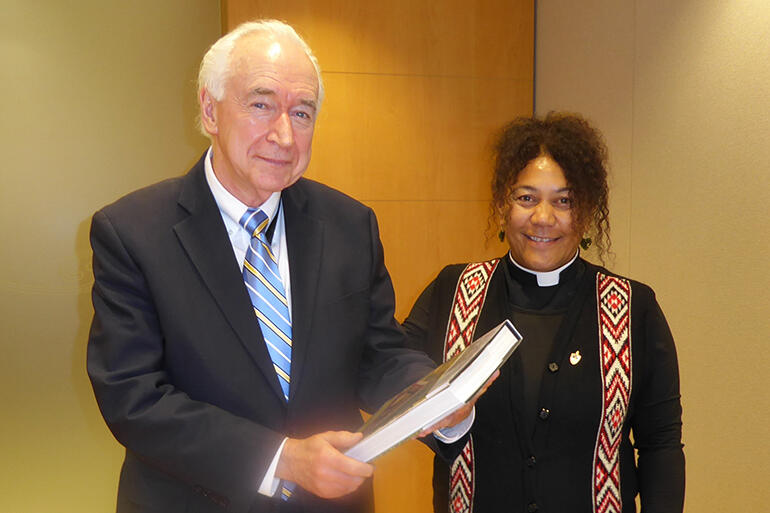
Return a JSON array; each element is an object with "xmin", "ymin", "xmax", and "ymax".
[{"xmin": 88, "ymin": 20, "xmax": 481, "ymax": 513}]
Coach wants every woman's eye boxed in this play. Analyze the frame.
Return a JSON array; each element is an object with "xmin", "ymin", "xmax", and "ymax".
[
  {"xmin": 253, "ymin": 102, "xmax": 266, "ymax": 109},
  {"xmin": 517, "ymin": 195, "xmax": 535, "ymax": 203}
]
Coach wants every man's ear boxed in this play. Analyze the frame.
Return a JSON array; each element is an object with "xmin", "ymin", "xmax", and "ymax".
[{"xmin": 199, "ymin": 88, "xmax": 218, "ymax": 136}]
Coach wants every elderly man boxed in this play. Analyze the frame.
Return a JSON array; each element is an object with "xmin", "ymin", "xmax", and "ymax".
[{"xmin": 88, "ymin": 20, "xmax": 480, "ymax": 513}]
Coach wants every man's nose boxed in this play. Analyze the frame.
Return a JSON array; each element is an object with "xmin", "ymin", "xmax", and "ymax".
[{"xmin": 268, "ymin": 112, "xmax": 294, "ymax": 147}]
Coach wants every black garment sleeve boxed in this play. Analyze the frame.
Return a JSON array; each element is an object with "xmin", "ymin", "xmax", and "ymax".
[
  {"xmin": 401, "ymin": 276, "xmax": 470, "ymax": 462},
  {"xmin": 402, "ymin": 279, "xmax": 442, "ymax": 362},
  {"xmin": 633, "ymin": 293, "xmax": 685, "ymax": 513}
]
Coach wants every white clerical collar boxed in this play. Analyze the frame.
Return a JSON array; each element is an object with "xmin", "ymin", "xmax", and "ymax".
[
  {"xmin": 204, "ymin": 147, "xmax": 281, "ymax": 226},
  {"xmin": 508, "ymin": 250, "xmax": 579, "ymax": 287}
]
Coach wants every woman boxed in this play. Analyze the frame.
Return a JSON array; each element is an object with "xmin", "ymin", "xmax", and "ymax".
[{"xmin": 404, "ymin": 113, "xmax": 684, "ymax": 513}]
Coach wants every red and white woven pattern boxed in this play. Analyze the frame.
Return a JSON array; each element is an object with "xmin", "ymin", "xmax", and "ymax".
[
  {"xmin": 444, "ymin": 259, "xmax": 499, "ymax": 513},
  {"xmin": 449, "ymin": 437, "xmax": 475, "ymax": 513},
  {"xmin": 592, "ymin": 273, "xmax": 632, "ymax": 513},
  {"xmin": 444, "ymin": 260, "xmax": 500, "ymax": 358}
]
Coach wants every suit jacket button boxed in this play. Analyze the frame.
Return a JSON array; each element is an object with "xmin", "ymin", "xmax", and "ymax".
[
  {"xmin": 538, "ymin": 408, "xmax": 550, "ymax": 420},
  {"xmin": 527, "ymin": 502, "xmax": 539, "ymax": 512},
  {"xmin": 527, "ymin": 455, "xmax": 537, "ymax": 467},
  {"xmin": 548, "ymin": 362, "xmax": 559, "ymax": 373}
]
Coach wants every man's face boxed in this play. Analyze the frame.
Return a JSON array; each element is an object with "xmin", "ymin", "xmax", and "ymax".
[{"xmin": 200, "ymin": 33, "xmax": 319, "ymax": 206}]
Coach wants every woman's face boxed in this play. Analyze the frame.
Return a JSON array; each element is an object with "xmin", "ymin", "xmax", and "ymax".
[{"xmin": 502, "ymin": 155, "xmax": 582, "ymax": 272}]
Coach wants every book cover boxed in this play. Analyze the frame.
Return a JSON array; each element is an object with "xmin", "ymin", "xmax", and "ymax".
[{"xmin": 346, "ymin": 319, "xmax": 523, "ymax": 462}]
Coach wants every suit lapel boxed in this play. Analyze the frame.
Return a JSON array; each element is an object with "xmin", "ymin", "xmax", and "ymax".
[
  {"xmin": 281, "ymin": 180, "xmax": 323, "ymax": 401},
  {"xmin": 173, "ymin": 157, "xmax": 287, "ymax": 402}
]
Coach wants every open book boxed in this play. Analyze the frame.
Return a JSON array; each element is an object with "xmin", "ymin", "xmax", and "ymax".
[{"xmin": 345, "ymin": 319, "xmax": 523, "ymax": 462}]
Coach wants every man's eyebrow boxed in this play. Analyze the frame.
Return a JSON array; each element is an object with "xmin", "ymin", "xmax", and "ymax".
[
  {"xmin": 249, "ymin": 87, "xmax": 275, "ymax": 96},
  {"xmin": 247, "ymin": 88, "xmax": 316, "ymax": 111},
  {"xmin": 298, "ymin": 98, "xmax": 317, "ymax": 111}
]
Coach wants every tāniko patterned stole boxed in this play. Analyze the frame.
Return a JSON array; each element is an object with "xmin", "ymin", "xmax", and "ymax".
[
  {"xmin": 443, "ymin": 259, "xmax": 500, "ymax": 513},
  {"xmin": 592, "ymin": 273, "xmax": 632, "ymax": 513}
]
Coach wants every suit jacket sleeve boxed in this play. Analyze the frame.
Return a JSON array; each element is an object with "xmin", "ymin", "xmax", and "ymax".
[
  {"xmin": 352, "ymin": 208, "xmax": 437, "ymax": 411},
  {"xmin": 87, "ymin": 207, "xmax": 282, "ymax": 512}
]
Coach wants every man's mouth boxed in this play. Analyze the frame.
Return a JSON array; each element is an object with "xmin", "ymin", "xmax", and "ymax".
[{"xmin": 257, "ymin": 155, "xmax": 292, "ymax": 166}]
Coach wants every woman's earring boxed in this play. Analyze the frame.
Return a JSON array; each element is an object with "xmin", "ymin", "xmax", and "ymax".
[
  {"xmin": 498, "ymin": 230, "xmax": 505, "ymax": 242},
  {"xmin": 580, "ymin": 237, "xmax": 592, "ymax": 250}
]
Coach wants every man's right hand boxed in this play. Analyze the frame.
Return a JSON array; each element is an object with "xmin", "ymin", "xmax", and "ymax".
[{"xmin": 276, "ymin": 431, "xmax": 374, "ymax": 499}]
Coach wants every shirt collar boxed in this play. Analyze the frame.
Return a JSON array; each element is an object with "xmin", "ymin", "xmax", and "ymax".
[
  {"xmin": 508, "ymin": 250, "xmax": 580, "ymax": 287},
  {"xmin": 203, "ymin": 147, "xmax": 281, "ymax": 228}
]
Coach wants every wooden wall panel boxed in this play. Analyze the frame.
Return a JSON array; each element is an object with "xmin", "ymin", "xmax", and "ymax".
[
  {"xmin": 310, "ymin": 73, "xmax": 532, "ymax": 201},
  {"xmin": 224, "ymin": 0, "xmax": 532, "ymax": 78},
  {"xmin": 372, "ymin": 199, "xmax": 504, "ymax": 319},
  {"xmin": 223, "ymin": 1, "xmax": 533, "ymax": 511}
]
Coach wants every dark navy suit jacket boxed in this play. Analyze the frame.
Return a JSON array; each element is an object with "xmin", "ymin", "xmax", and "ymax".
[{"xmin": 87, "ymin": 154, "xmax": 435, "ymax": 513}]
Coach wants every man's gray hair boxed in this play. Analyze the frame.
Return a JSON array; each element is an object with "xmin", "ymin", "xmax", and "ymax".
[{"xmin": 197, "ymin": 19, "xmax": 324, "ymax": 136}]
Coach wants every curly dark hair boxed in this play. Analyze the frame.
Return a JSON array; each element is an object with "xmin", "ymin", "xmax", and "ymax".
[{"xmin": 491, "ymin": 111, "xmax": 611, "ymax": 262}]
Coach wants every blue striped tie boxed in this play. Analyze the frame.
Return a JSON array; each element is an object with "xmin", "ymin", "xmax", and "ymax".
[{"xmin": 239, "ymin": 208, "xmax": 292, "ymax": 401}]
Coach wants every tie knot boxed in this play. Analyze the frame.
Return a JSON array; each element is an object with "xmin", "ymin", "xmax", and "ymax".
[{"xmin": 239, "ymin": 208, "xmax": 269, "ymax": 238}]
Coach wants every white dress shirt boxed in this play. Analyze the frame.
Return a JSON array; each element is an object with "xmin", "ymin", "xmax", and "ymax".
[{"xmin": 204, "ymin": 149, "xmax": 287, "ymax": 496}]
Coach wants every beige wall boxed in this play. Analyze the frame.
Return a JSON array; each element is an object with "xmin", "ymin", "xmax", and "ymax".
[
  {"xmin": 0, "ymin": 2, "xmax": 220, "ymax": 511},
  {"xmin": 536, "ymin": 0, "xmax": 770, "ymax": 510}
]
